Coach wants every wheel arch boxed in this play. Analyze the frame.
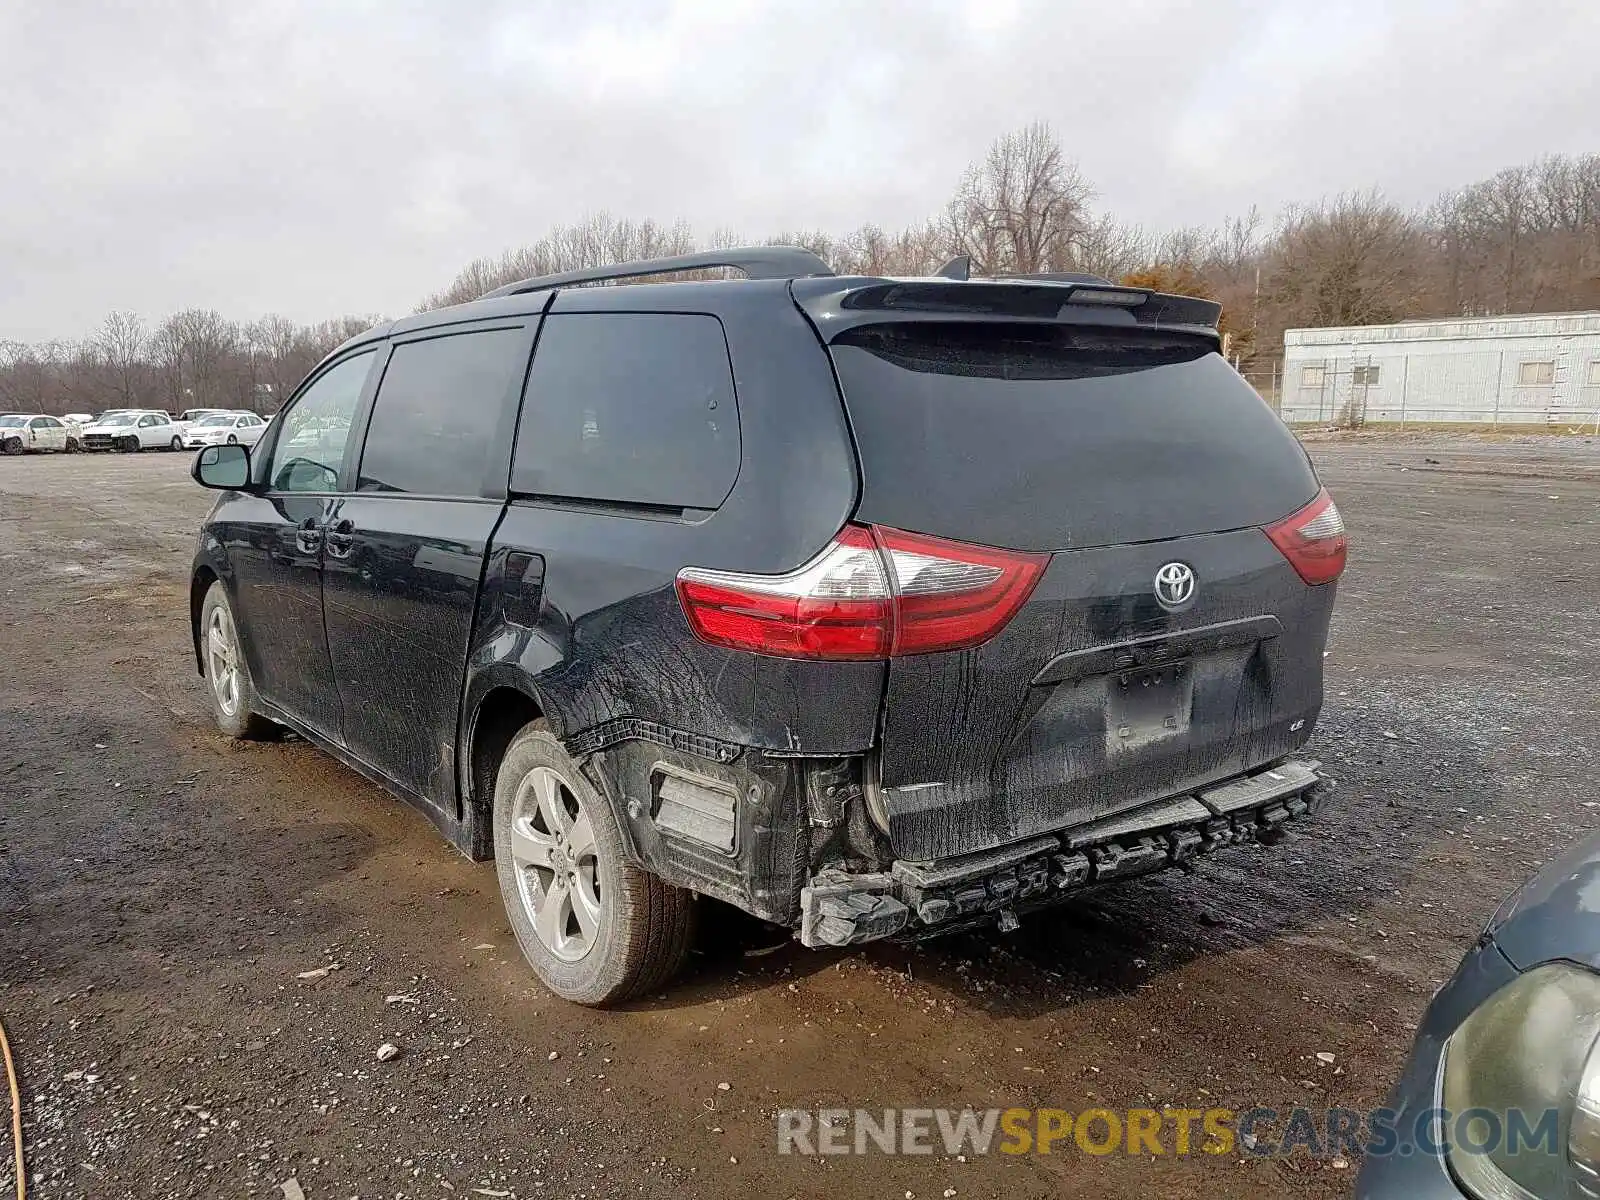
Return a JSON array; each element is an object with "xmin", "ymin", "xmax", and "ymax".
[
  {"xmin": 461, "ymin": 683, "xmax": 547, "ymax": 860},
  {"xmin": 189, "ymin": 565, "xmax": 221, "ymax": 675}
]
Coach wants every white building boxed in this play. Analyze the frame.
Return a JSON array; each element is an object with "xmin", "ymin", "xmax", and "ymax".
[{"xmin": 1279, "ymin": 311, "xmax": 1600, "ymax": 427}]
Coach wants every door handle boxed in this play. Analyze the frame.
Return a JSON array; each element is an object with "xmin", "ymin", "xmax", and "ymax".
[
  {"xmin": 324, "ymin": 517, "xmax": 356, "ymax": 560},
  {"xmin": 295, "ymin": 517, "xmax": 323, "ymax": 555}
]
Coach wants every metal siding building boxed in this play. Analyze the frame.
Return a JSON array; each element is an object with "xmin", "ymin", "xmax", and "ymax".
[{"xmin": 1279, "ymin": 311, "xmax": 1600, "ymax": 427}]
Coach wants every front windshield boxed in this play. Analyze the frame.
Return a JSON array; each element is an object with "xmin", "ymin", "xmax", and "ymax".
[
  {"xmin": 194, "ymin": 415, "xmax": 235, "ymax": 428},
  {"xmin": 0, "ymin": 416, "xmax": 26, "ymax": 428},
  {"xmin": 99, "ymin": 414, "xmax": 138, "ymax": 427}
]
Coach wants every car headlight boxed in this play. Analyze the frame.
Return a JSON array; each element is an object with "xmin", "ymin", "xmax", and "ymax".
[{"xmin": 1442, "ymin": 963, "xmax": 1600, "ymax": 1199}]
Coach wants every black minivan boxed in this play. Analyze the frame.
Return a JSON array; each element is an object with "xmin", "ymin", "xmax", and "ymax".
[{"xmin": 189, "ymin": 248, "xmax": 1344, "ymax": 1004}]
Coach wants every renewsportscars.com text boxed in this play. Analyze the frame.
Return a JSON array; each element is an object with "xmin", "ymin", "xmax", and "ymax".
[{"xmin": 776, "ymin": 1105, "xmax": 1559, "ymax": 1159}]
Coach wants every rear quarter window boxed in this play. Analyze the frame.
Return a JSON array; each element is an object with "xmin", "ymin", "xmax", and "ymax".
[{"xmin": 511, "ymin": 313, "xmax": 739, "ymax": 511}]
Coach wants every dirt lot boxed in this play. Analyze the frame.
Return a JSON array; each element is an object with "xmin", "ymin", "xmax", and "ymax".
[{"xmin": 3, "ymin": 438, "xmax": 1598, "ymax": 1199}]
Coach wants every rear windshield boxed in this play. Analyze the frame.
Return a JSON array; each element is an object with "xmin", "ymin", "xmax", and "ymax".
[{"xmin": 829, "ymin": 323, "xmax": 1317, "ymax": 552}]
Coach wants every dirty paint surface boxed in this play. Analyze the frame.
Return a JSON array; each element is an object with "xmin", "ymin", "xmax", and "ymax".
[{"xmin": 2, "ymin": 438, "xmax": 1598, "ymax": 1198}]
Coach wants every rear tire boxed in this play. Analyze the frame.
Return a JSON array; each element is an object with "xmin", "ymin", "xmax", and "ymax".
[
  {"xmin": 199, "ymin": 582, "xmax": 275, "ymax": 740},
  {"xmin": 493, "ymin": 723, "xmax": 694, "ymax": 1005},
  {"xmin": 169, "ymin": 435, "xmax": 183, "ymax": 451},
  {"xmin": 65, "ymin": 437, "xmax": 79, "ymax": 453}
]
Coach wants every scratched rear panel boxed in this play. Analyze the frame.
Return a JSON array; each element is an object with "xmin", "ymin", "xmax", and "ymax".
[{"xmin": 827, "ymin": 321, "xmax": 1334, "ymax": 862}]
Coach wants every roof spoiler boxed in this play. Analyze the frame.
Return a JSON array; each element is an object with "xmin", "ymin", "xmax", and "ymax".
[
  {"xmin": 791, "ymin": 277, "xmax": 1223, "ymax": 340},
  {"xmin": 480, "ymin": 246, "xmax": 834, "ymax": 299}
]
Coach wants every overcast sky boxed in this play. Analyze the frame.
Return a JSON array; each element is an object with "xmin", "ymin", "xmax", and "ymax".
[{"xmin": 2, "ymin": 0, "xmax": 1596, "ymax": 342}]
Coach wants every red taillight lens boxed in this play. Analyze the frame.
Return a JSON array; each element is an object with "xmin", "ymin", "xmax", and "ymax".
[
  {"xmin": 875, "ymin": 526, "xmax": 1047, "ymax": 655},
  {"xmin": 676, "ymin": 525, "xmax": 893, "ymax": 660},
  {"xmin": 1265, "ymin": 488, "xmax": 1347, "ymax": 585},
  {"xmin": 675, "ymin": 524, "xmax": 1047, "ymax": 660}
]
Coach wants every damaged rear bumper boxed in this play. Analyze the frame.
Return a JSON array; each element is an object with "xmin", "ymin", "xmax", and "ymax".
[{"xmin": 798, "ymin": 759, "xmax": 1330, "ymax": 948}]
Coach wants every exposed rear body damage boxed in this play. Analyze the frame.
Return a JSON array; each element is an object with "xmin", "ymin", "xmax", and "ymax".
[
  {"xmin": 806, "ymin": 759, "xmax": 1331, "ymax": 947},
  {"xmin": 191, "ymin": 248, "xmax": 1346, "ymax": 998},
  {"xmin": 806, "ymin": 292, "xmax": 1337, "ymax": 876}
]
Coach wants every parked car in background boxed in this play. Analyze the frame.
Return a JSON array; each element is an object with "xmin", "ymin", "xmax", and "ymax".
[
  {"xmin": 182, "ymin": 411, "xmax": 268, "ymax": 450},
  {"xmin": 0, "ymin": 413, "xmax": 78, "ymax": 454},
  {"xmin": 1359, "ymin": 828, "xmax": 1600, "ymax": 1199},
  {"xmin": 176, "ymin": 407, "xmax": 233, "ymax": 435},
  {"xmin": 82, "ymin": 410, "xmax": 183, "ymax": 452},
  {"xmin": 188, "ymin": 247, "xmax": 1344, "ymax": 1005},
  {"xmin": 62, "ymin": 412, "xmax": 93, "ymax": 430}
]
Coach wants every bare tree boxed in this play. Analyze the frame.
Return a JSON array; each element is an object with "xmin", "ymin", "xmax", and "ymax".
[
  {"xmin": 1263, "ymin": 192, "xmax": 1422, "ymax": 334},
  {"xmin": 946, "ymin": 122, "xmax": 1092, "ymax": 275},
  {"xmin": 157, "ymin": 309, "xmax": 239, "ymax": 409},
  {"xmin": 94, "ymin": 311, "xmax": 147, "ymax": 408},
  {"xmin": 0, "ymin": 342, "xmax": 49, "ymax": 412}
]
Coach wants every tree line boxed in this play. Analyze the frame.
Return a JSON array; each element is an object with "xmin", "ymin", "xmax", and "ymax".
[
  {"xmin": 4, "ymin": 123, "xmax": 1597, "ymax": 416},
  {"xmin": 0, "ymin": 311, "xmax": 379, "ymax": 418}
]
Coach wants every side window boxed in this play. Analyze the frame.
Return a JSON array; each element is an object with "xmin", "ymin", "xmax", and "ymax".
[
  {"xmin": 139, "ymin": 414, "xmax": 159, "ymax": 427},
  {"xmin": 357, "ymin": 328, "xmax": 529, "ymax": 496},
  {"xmin": 267, "ymin": 350, "xmax": 376, "ymax": 493},
  {"xmin": 1518, "ymin": 360, "xmax": 1555, "ymax": 386},
  {"xmin": 512, "ymin": 313, "xmax": 739, "ymax": 509},
  {"xmin": 42, "ymin": 417, "xmax": 61, "ymax": 429}
]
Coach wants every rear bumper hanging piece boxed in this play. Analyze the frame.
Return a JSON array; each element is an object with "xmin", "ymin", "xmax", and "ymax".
[{"xmin": 797, "ymin": 760, "xmax": 1329, "ymax": 948}]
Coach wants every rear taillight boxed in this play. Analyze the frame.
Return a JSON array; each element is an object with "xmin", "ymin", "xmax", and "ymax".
[
  {"xmin": 1265, "ymin": 487, "xmax": 1347, "ymax": 585},
  {"xmin": 675, "ymin": 524, "xmax": 1047, "ymax": 660}
]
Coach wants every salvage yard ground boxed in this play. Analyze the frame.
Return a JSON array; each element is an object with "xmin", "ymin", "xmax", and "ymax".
[{"xmin": 3, "ymin": 438, "xmax": 1599, "ymax": 1199}]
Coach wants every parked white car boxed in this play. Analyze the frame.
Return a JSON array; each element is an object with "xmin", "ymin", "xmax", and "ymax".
[
  {"xmin": 61, "ymin": 412, "xmax": 93, "ymax": 430},
  {"xmin": 175, "ymin": 407, "xmax": 233, "ymax": 435},
  {"xmin": 182, "ymin": 411, "xmax": 268, "ymax": 450},
  {"xmin": 81, "ymin": 410, "xmax": 184, "ymax": 452},
  {"xmin": 0, "ymin": 413, "xmax": 78, "ymax": 454}
]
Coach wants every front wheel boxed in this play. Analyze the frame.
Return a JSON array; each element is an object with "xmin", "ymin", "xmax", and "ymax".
[
  {"xmin": 493, "ymin": 724, "xmax": 694, "ymax": 1005},
  {"xmin": 199, "ymin": 582, "xmax": 275, "ymax": 740},
  {"xmin": 1, "ymin": 437, "xmax": 21, "ymax": 456},
  {"xmin": 226, "ymin": 434, "xmax": 238, "ymax": 445}
]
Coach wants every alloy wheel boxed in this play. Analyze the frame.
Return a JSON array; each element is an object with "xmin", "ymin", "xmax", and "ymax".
[
  {"xmin": 206, "ymin": 603, "xmax": 241, "ymax": 717},
  {"xmin": 508, "ymin": 765, "xmax": 603, "ymax": 962}
]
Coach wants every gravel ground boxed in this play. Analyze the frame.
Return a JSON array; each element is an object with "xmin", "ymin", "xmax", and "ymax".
[{"xmin": 2, "ymin": 437, "xmax": 1598, "ymax": 1199}]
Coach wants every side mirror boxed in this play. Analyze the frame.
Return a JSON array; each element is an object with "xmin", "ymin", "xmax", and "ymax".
[{"xmin": 193, "ymin": 443, "xmax": 251, "ymax": 490}]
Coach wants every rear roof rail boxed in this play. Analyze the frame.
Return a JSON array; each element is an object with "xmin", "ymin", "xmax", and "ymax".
[{"xmin": 480, "ymin": 246, "xmax": 834, "ymax": 299}]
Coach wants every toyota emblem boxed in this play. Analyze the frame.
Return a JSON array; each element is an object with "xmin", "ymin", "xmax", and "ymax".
[{"xmin": 1154, "ymin": 562, "xmax": 1196, "ymax": 610}]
